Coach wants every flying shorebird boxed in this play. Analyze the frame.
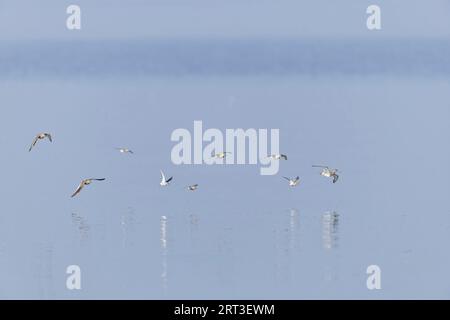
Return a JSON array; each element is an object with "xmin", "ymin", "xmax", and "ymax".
[
  {"xmin": 283, "ymin": 176, "xmax": 300, "ymax": 187},
  {"xmin": 186, "ymin": 184, "xmax": 199, "ymax": 191},
  {"xmin": 29, "ymin": 133, "xmax": 52, "ymax": 152},
  {"xmin": 268, "ymin": 154, "xmax": 288, "ymax": 160},
  {"xmin": 71, "ymin": 178, "xmax": 106, "ymax": 198},
  {"xmin": 160, "ymin": 170, "xmax": 173, "ymax": 186},
  {"xmin": 312, "ymin": 165, "xmax": 339, "ymax": 183},
  {"xmin": 213, "ymin": 152, "xmax": 231, "ymax": 159},
  {"xmin": 116, "ymin": 147, "xmax": 134, "ymax": 154}
]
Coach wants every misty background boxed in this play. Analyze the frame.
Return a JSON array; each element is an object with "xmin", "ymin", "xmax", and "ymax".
[{"xmin": 0, "ymin": 1, "xmax": 449, "ymax": 299}]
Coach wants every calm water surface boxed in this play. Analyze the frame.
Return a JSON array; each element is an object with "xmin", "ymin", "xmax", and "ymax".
[{"xmin": 0, "ymin": 40, "xmax": 449, "ymax": 299}]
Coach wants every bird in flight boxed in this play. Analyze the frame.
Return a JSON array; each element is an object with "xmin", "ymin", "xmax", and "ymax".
[
  {"xmin": 29, "ymin": 133, "xmax": 52, "ymax": 152},
  {"xmin": 268, "ymin": 154, "xmax": 288, "ymax": 160},
  {"xmin": 283, "ymin": 176, "xmax": 300, "ymax": 187},
  {"xmin": 312, "ymin": 165, "xmax": 339, "ymax": 183},
  {"xmin": 160, "ymin": 170, "xmax": 173, "ymax": 186},
  {"xmin": 71, "ymin": 178, "xmax": 106, "ymax": 198},
  {"xmin": 186, "ymin": 184, "xmax": 199, "ymax": 191},
  {"xmin": 116, "ymin": 148, "xmax": 134, "ymax": 154},
  {"xmin": 213, "ymin": 152, "xmax": 231, "ymax": 159}
]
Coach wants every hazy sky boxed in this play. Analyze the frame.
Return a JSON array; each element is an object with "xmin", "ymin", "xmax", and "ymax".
[{"xmin": 1, "ymin": 0, "xmax": 450, "ymax": 40}]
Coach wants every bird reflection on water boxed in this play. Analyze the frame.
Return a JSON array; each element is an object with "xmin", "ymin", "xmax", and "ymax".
[
  {"xmin": 322, "ymin": 211, "xmax": 339, "ymax": 250},
  {"xmin": 71, "ymin": 212, "xmax": 90, "ymax": 245},
  {"xmin": 189, "ymin": 214, "xmax": 200, "ymax": 248},
  {"xmin": 160, "ymin": 215, "xmax": 168, "ymax": 296},
  {"xmin": 120, "ymin": 207, "xmax": 136, "ymax": 247},
  {"xmin": 274, "ymin": 209, "xmax": 300, "ymax": 287},
  {"xmin": 33, "ymin": 242, "xmax": 54, "ymax": 299}
]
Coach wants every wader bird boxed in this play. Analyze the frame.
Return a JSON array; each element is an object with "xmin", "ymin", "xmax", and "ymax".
[
  {"xmin": 71, "ymin": 178, "xmax": 106, "ymax": 198},
  {"xmin": 213, "ymin": 152, "xmax": 231, "ymax": 159},
  {"xmin": 268, "ymin": 154, "xmax": 288, "ymax": 160},
  {"xmin": 283, "ymin": 176, "xmax": 300, "ymax": 187},
  {"xmin": 187, "ymin": 184, "xmax": 199, "ymax": 191},
  {"xmin": 116, "ymin": 148, "xmax": 134, "ymax": 154},
  {"xmin": 312, "ymin": 165, "xmax": 339, "ymax": 183},
  {"xmin": 29, "ymin": 133, "xmax": 52, "ymax": 152}
]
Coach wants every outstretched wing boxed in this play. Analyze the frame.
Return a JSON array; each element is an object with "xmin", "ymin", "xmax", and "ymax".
[
  {"xmin": 333, "ymin": 174, "xmax": 339, "ymax": 184},
  {"xmin": 166, "ymin": 176, "xmax": 173, "ymax": 183},
  {"xmin": 28, "ymin": 136, "xmax": 39, "ymax": 152},
  {"xmin": 160, "ymin": 170, "xmax": 166, "ymax": 184},
  {"xmin": 71, "ymin": 182, "xmax": 84, "ymax": 198},
  {"xmin": 45, "ymin": 133, "xmax": 52, "ymax": 142},
  {"xmin": 91, "ymin": 178, "xmax": 106, "ymax": 182},
  {"xmin": 312, "ymin": 165, "xmax": 328, "ymax": 168},
  {"xmin": 283, "ymin": 177, "xmax": 291, "ymax": 181},
  {"xmin": 281, "ymin": 154, "xmax": 288, "ymax": 160}
]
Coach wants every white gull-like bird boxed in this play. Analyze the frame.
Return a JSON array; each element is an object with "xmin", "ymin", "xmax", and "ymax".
[{"xmin": 160, "ymin": 170, "xmax": 173, "ymax": 186}]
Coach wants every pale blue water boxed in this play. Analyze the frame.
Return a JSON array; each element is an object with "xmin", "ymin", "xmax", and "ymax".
[
  {"xmin": 1, "ymin": 39, "xmax": 450, "ymax": 77},
  {"xmin": 0, "ymin": 39, "xmax": 449, "ymax": 299}
]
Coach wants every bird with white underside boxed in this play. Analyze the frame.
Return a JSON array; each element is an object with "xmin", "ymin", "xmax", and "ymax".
[
  {"xmin": 186, "ymin": 184, "xmax": 199, "ymax": 191},
  {"xmin": 212, "ymin": 152, "xmax": 231, "ymax": 159},
  {"xmin": 160, "ymin": 170, "xmax": 173, "ymax": 186},
  {"xmin": 312, "ymin": 165, "xmax": 339, "ymax": 183},
  {"xmin": 268, "ymin": 154, "xmax": 288, "ymax": 160},
  {"xmin": 71, "ymin": 178, "xmax": 106, "ymax": 198},
  {"xmin": 29, "ymin": 133, "xmax": 52, "ymax": 152},
  {"xmin": 283, "ymin": 176, "xmax": 300, "ymax": 187},
  {"xmin": 116, "ymin": 147, "xmax": 134, "ymax": 154}
]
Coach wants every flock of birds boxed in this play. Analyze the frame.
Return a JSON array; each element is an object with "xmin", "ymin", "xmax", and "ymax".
[{"xmin": 28, "ymin": 132, "xmax": 340, "ymax": 198}]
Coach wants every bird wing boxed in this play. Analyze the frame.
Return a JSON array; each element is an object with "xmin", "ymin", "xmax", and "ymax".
[
  {"xmin": 71, "ymin": 182, "xmax": 84, "ymax": 198},
  {"xmin": 45, "ymin": 133, "xmax": 52, "ymax": 142},
  {"xmin": 28, "ymin": 136, "xmax": 39, "ymax": 152},
  {"xmin": 283, "ymin": 177, "xmax": 291, "ymax": 181},
  {"xmin": 91, "ymin": 178, "xmax": 106, "ymax": 182},
  {"xmin": 294, "ymin": 176, "xmax": 300, "ymax": 182},
  {"xmin": 160, "ymin": 170, "xmax": 166, "ymax": 183},
  {"xmin": 281, "ymin": 155, "xmax": 288, "ymax": 160},
  {"xmin": 333, "ymin": 175, "xmax": 339, "ymax": 183},
  {"xmin": 166, "ymin": 176, "xmax": 173, "ymax": 183}
]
